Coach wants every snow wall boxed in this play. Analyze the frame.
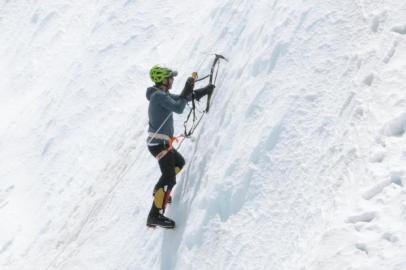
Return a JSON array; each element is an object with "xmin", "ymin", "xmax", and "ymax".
[{"xmin": 1, "ymin": 0, "xmax": 406, "ymax": 269}]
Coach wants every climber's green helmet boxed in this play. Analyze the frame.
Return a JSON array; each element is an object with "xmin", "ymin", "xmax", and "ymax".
[{"xmin": 149, "ymin": 65, "xmax": 178, "ymax": 84}]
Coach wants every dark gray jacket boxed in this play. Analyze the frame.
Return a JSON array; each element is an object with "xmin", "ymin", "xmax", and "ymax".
[
  {"xmin": 146, "ymin": 86, "xmax": 186, "ymax": 144},
  {"xmin": 146, "ymin": 86, "xmax": 210, "ymax": 145}
]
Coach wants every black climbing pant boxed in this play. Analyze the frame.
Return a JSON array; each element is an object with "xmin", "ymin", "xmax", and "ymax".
[{"xmin": 148, "ymin": 144, "xmax": 185, "ymax": 215}]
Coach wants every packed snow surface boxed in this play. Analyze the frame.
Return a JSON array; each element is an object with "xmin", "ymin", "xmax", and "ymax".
[{"xmin": 1, "ymin": 0, "xmax": 406, "ymax": 269}]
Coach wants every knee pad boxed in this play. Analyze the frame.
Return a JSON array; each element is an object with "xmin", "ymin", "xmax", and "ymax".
[{"xmin": 175, "ymin": 166, "xmax": 182, "ymax": 175}]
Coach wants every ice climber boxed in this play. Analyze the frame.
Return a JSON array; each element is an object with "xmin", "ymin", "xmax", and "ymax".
[{"xmin": 145, "ymin": 65, "xmax": 215, "ymax": 229}]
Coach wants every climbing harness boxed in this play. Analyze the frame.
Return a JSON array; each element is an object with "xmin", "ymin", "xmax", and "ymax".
[{"xmin": 154, "ymin": 135, "xmax": 182, "ymax": 161}]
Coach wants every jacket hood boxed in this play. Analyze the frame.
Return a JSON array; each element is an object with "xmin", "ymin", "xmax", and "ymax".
[{"xmin": 146, "ymin": 86, "xmax": 158, "ymax": 101}]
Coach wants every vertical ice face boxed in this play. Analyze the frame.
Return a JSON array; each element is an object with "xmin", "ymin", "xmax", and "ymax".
[{"xmin": 1, "ymin": 1, "xmax": 406, "ymax": 270}]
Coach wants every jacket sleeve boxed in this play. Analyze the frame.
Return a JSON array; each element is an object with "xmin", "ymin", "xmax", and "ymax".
[
  {"xmin": 169, "ymin": 90, "xmax": 206, "ymax": 102},
  {"xmin": 154, "ymin": 92, "xmax": 187, "ymax": 114},
  {"xmin": 168, "ymin": 93, "xmax": 182, "ymax": 100}
]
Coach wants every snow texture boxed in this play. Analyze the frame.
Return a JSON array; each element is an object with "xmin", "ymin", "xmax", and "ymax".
[{"xmin": 1, "ymin": 0, "xmax": 406, "ymax": 270}]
